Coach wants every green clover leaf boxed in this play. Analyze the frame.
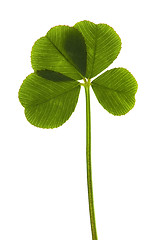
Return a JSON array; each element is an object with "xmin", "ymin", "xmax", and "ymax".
[
  {"xmin": 74, "ymin": 20, "xmax": 122, "ymax": 78},
  {"xmin": 31, "ymin": 25, "xmax": 87, "ymax": 79},
  {"xmin": 19, "ymin": 20, "xmax": 137, "ymax": 129},
  {"xmin": 18, "ymin": 20, "xmax": 138, "ymax": 240},
  {"xmin": 91, "ymin": 67, "xmax": 138, "ymax": 115},
  {"xmin": 19, "ymin": 71, "xmax": 80, "ymax": 128}
]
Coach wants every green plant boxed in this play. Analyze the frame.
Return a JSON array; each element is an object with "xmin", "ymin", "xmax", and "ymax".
[{"xmin": 18, "ymin": 20, "xmax": 138, "ymax": 240}]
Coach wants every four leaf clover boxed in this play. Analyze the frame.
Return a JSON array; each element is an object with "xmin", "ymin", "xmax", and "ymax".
[{"xmin": 18, "ymin": 20, "xmax": 138, "ymax": 128}]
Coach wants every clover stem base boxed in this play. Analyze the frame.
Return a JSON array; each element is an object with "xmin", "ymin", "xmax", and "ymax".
[{"xmin": 85, "ymin": 84, "xmax": 98, "ymax": 240}]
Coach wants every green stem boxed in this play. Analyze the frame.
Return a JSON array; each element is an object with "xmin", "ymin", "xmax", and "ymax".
[{"xmin": 85, "ymin": 84, "xmax": 98, "ymax": 240}]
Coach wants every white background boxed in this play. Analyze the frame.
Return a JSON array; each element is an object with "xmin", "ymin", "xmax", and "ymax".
[{"xmin": 0, "ymin": 0, "xmax": 160, "ymax": 239}]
